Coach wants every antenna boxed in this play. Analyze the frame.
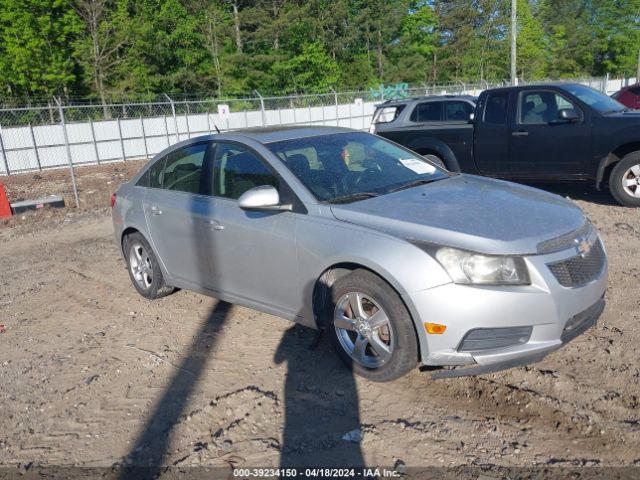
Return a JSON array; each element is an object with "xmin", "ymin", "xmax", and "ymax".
[{"xmin": 214, "ymin": 123, "xmax": 220, "ymax": 134}]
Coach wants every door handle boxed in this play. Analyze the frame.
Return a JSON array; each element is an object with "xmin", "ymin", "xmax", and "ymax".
[
  {"xmin": 512, "ymin": 131, "xmax": 529, "ymax": 137},
  {"xmin": 202, "ymin": 219, "xmax": 225, "ymax": 231},
  {"xmin": 150, "ymin": 206, "xmax": 162, "ymax": 215}
]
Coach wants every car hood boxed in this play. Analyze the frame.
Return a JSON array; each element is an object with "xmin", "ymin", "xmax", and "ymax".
[{"xmin": 329, "ymin": 175, "xmax": 585, "ymax": 255}]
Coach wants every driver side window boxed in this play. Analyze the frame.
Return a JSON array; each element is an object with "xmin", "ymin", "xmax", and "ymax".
[
  {"xmin": 212, "ymin": 143, "xmax": 279, "ymax": 200},
  {"xmin": 519, "ymin": 91, "xmax": 578, "ymax": 125}
]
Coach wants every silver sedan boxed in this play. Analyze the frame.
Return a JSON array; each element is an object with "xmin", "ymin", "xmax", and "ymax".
[{"xmin": 112, "ymin": 126, "xmax": 607, "ymax": 381}]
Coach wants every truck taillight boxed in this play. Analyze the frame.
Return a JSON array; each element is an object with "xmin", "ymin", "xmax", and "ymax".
[{"xmin": 110, "ymin": 193, "xmax": 116, "ymax": 208}]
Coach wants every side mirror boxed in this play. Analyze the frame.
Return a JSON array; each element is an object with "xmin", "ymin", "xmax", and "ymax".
[
  {"xmin": 237, "ymin": 185, "xmax": 292, "ymax": 211},
  {"xmin": 557, "ymin": 108, "xmax": 580, "ymax": 123}
]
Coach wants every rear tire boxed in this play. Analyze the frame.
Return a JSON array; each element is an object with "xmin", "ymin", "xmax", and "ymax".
[
  {"xmin": 609, "ymin": 151, "xmax": 640, "ymax": 207},
  {"xmin": 124, "ymin": 232, "xmax": 174, "ymax": 299},
  {"xmin": 326, "ymin": 269, "xmax": 418, "ymax": 382}
]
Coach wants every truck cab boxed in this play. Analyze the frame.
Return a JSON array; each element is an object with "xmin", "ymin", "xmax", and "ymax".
[{"xmin": 372, "ymin": 84, "xmax": 640, "ymax": 207}]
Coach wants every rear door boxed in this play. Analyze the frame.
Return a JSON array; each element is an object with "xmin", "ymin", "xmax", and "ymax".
[
  {"xmin": 473, "ymin": 90, "xmax": 511, "ymax": 175},
  {"xmin": 508, "ymin": 89, "xmax": 591, "ymax": 177},
  {"xmin": 143, "ymin": 141, "xmax": 217, "ymax": 287}
]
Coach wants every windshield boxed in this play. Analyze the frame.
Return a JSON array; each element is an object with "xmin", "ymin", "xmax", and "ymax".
[
  {"xmin": 561, "ymin": 84, "xmax": 627, "ymax": 113},
  {"xmin": 266, "ymin": 132, "xmax": 449, "ymax": 203}
]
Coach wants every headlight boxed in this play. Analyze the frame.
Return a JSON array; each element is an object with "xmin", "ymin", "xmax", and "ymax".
[{"xmin": 434, "ymin": 247, "xmax": 530, "ymax": 285}]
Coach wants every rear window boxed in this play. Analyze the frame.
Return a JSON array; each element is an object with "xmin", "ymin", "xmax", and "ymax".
[
  {"xmin": 484, "ymin": 92, "xmax": 509, "ymax": 125},
  {"xmin": 410, "ymin": 102, "xmax": 442, "ymax": 122},
  {"xmin": 630, "ymin": 87, "xmax": 640, "ymax": 96},
  {"xmin": 444, "ymin": 101, "xmax": 474, "ymax": 121},
  {"xmin": 373, "ymin": 105, "xmax": 405, "ymax": 124}
]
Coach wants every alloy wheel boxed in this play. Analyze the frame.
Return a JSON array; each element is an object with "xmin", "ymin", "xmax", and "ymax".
[
  {"xmin": 333, "ymin": 291, "xmax": 394, "ymax": 368},
  {"xmin": 129, "ymin": 242, "xmax": 153, "ymax": 290},
  {"xmin": 621, "ymin": 164, "xmax": 640, "ymax": 198}
]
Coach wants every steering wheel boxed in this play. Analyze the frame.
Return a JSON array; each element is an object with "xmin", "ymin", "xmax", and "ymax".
[{"xmin": 353, "ymin": 167, "xmax": 381, "ymax": 188}]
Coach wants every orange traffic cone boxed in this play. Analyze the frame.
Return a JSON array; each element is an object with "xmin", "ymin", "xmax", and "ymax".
[{"xmin": 0, "ymin": 183, "xmax": 12, "ymax": 218}]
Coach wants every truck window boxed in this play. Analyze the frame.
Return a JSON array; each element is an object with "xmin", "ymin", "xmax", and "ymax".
[
  {"xmin": 444, "ymin": 101, "xmax": 473, "ymax": 121},
  {"xmin": 483, "ymin": 92, "xmax": 509, "ymax": 125},
  {"xmin": 519, "ymin": 91, "xmax": 578, "ymax": 125},
  {"xmin": 410, "ymin": 102, "xmax": 443, "ymax": 122}
]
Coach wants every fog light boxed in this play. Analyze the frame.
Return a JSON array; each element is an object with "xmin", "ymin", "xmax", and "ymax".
[
  {"xmin": 458, "ymin": 326, "xmax": 532, "ymax": 352},
  {"xmin": 425, "ymin": 323, "xmax": 447, "ymax": 334}
]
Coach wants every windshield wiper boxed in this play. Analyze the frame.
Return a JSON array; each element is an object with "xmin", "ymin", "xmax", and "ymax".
[
  {"xmin": 326, "ymin": 192, "xmax": 380, "ymax": 204},
  {"xmin": 388, "ymin": 177, "xmax": 444, "ymax": 193}
]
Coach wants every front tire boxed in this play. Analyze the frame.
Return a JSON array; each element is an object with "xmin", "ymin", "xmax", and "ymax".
[
  {"xmin": 124, "ymin": 232, "xmax": 174, "ymax": 299},
  {"xmin": 610, "ymin": 151, "xmax": 640, "ymax": 207},
  {"xmin": 327, "ymin": 269, "xmax": 418, "ymax": 382}
]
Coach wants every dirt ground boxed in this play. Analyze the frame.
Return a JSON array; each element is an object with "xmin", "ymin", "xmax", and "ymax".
[{"xmin": 0, "ymin": 164, "xmax": 639, "ymax": 478}]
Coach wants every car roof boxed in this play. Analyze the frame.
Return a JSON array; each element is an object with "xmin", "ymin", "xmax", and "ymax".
[
  {"xmin": 482, "ymin": 82, "xmax": 586, "ymax": 93},
  {"xmin": 378, "ymin": 95, "xmax": 477, "ymax": 107},
  {"xmin": 226, "ymin": 125, "xmax": 354, "ymax": 143}
]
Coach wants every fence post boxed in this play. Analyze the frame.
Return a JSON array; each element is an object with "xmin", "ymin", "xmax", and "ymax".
[
  {"xmin": 163, "ymin": 93, "xmax": 179, "ymax": 143},
  {"xmin": 206, "ymin": 113, "xmax": 212, "ymax": 135},
  {"xmin": 163, "ymin": 115, "xmax": 171, "ymax": 146},
  {"xmin": 254, "ymin": 90, "xmax": 267, "ymax": 126},
  {"xmin": 185, "ymin": 113, "xmax": 191, "ymax": 138},
  {"xmin": 0, "ymin": 123, "xmax": 9, "ymax": 175},
  {"xmin": 28, "ymin": 122, "xmax": 42, "ymax": 170},
  {"xmin": 89, "ymin": 119, "xmax": 100, "ymax": 164},
  {"xmin": 330, "ymin": 87, "xmax": 339, "ymax": 126},
  {"xmin": 244, "ymin": 110, "xmax": 249, "ymax": 128},
  {"xmin": 47, "ymin": 101, "xmax": 55, "ymax": 124},
  {"xmin": 117, "ymin": 117, "xmax": 126, "ymax": 162},
  {"xmin": 140, "ymin": 116, "xmax": 149, "ymax": 160},
  {"xmin": 55, "ymin": 98, "xmax": 80, "ymax": 208}
]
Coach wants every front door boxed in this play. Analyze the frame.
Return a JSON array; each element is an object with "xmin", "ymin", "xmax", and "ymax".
[
  {"xmin": 206, "ymin": 142, "xmax": 301, "ymax": 316},
  {"xmin": 508, "ymin": 89, "xmax": 591, "ymax": 178}
]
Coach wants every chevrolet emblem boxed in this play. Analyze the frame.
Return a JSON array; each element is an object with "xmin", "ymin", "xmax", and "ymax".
[{"xmin": 575, "ymin": 237, "xmax": 591, "ymax": 257}]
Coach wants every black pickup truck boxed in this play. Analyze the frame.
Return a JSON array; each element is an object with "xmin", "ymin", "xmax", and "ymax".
[{"xmin": 371, "ymin": 84, "xmax": 640, "ymax": 207}]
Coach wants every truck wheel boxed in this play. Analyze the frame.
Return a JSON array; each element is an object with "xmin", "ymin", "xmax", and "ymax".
[
  {"xmin": 327, "ymin": 269, "xmax": 418, "ymax": 382},
  {"xmin": 124, "ymin": 232, "xmax": 174, "ymax": 299},
  {"xmin": 422, "ymin": 153, "xmax": 446, "ymax": 169},
  {"xmin": 610, "ymin": 152, "xmax": 640, "ymax": 207}
]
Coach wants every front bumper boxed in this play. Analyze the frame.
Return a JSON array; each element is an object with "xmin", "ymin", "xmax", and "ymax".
[
  {"xmin": 426, "ymin": 297, "xmax": 604, "ymax": 379},
  {"xmin": 403, "ymin": 238, "xmax": 608, "ymax": 376}
]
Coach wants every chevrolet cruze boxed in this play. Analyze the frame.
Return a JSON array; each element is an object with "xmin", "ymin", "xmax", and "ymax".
[{"xmin": 112, "ymin": 126, "xmax": 607, "ymax": 381}]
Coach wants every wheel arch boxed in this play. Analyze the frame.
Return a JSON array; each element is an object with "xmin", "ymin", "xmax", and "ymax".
[
  {"xmin": 311, "ymin": 262, "xmax": 422, "ymax": 361},
  {"xmin": 408, "ymin": 139, "xmax": 461, "ymax": 172},
  {"xmin": 120, "ymin": 227, "xmax": 142, "ymax": 254},
  {"xmin": 597, "ymin": 142, "xmax": 640, "ymax": 189}
]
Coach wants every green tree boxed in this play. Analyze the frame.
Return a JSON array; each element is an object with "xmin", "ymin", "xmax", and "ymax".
[
  {"xmin": 272, "ymin": 42, "xmax": 339, "ymax": 93},
  {"xmin": 0, "ymin": 0, "xmax": 81, "ymax": 98},
  {"xmin": 591, "ymin": 0, "xmax": 640, "ymax": 77},
  {"xmin": 72, "ymin": 0, "xmax": 132, "ymax": 106},
  {"xmin": 516, "ymin": 0, "xmax": 546, "ymax": 80}
]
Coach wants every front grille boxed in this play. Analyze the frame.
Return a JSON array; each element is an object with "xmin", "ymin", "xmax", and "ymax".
[{"xmin": 547, "ymin": 239, "xmax": 605, "ymax": 287}]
